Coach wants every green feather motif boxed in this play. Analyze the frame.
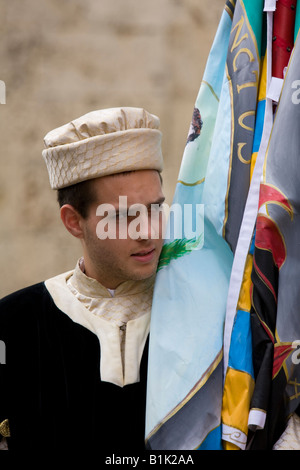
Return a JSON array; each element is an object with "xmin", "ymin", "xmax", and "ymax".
[{"xmin": 157, "ymin": 234, "xmax": 203, "ymax": 271}]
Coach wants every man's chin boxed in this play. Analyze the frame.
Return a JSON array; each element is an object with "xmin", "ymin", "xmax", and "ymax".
[{"xmin": 129, "ymin": 263, "xmax": 159, "ymax": 282}]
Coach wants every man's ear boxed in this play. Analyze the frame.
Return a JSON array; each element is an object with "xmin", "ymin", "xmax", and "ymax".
[{"xmin": 60, "ymin": 204, "xmax": 84, "ymax": 239}]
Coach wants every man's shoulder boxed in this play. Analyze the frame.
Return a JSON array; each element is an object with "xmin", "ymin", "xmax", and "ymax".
[
  {"xmin": 0, "ymin": 282, "xmax": 51, "ymax": 322},
  {"xmin": 0, "ymin": 272, "xmax": 74, "ymax": 335},
  {"xmin": 0, "ymin": 269, "xmax": 74, "ymax": 310},
  {"xmin": 0, "ymin": 282, "xmax": 48, "ymax": 306}
]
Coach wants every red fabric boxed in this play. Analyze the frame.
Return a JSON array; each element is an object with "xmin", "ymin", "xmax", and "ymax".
[
  {"xmin": 273, "ymin": 344, "xmax": 294, "ymax": 378},
  {"xmin": 255, "ymin": 214, "xmax": 286, "ymax": 269},
  {"xmin": 259, "ymin": 183, "xmax": 293, "ymax": 215},
  {"xmin": 272, "ymin": 0, "xmax": 297, "ymax": 78}
]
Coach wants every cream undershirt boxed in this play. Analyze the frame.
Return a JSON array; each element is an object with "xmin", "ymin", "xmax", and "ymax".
[{"xmin": 44, "ymin": 259, "xmax": 155, "ymax": 387}]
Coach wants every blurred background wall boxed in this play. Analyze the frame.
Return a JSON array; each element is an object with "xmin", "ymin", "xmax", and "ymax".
[{"xmin": 0, "ymin": 0, "xmax": 224, "ymax": 297}]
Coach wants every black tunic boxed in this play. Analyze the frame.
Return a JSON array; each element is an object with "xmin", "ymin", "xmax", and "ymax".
[{"xmin": 0, "ymin": 282, "xmax": 148, "ymax": 451}]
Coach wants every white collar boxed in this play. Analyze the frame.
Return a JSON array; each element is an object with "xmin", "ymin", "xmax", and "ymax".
[{"xmin": 44, "ymin": 270, "xmax": 151, "ymax": 387}]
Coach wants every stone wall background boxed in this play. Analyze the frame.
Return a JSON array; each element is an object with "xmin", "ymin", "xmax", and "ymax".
[{"xmin": 0, "ymin": 0, "xmax": 224, "ymax": 297}]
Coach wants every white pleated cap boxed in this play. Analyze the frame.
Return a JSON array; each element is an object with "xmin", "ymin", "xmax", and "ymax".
[{"xmin": 42, "ymin": 107, "xmax": 163, "ymax": 189}]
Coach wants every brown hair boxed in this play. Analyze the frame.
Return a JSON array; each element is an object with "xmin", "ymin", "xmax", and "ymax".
[
  {"xmin": 57, "ymin": 179, "xmax": 96, "ymax": 219},
  {"xmin": 57, "ymin": 170, "xmax": 162, "ymax": 218}
]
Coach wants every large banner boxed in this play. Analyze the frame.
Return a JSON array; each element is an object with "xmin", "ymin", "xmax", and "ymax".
[
  {"xmin": 146, "ymin": 0, "xmax": 263, "ymax": 450},
  {"xmin": 146, "ymin": 0, "xmax": 300, "ymax": 450}
]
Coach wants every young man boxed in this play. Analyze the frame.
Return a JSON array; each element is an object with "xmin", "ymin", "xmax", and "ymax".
[{"xmin": 0, "ymin": 107, "xmax": 165, "ymax": 451}]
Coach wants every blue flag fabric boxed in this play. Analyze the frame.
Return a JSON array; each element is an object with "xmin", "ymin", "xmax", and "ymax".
[{"xmin": 145, "ymin": 0, "xmax": 264, "ymax": 450}]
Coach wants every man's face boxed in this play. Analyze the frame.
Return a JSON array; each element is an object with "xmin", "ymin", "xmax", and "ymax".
[{"xmin": 80, "ymin": 170, "xmax": 165, "ymax": 289}]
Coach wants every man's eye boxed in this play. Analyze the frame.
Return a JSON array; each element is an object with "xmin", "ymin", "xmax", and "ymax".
[{"xmin": 151, "ymin": 203, "xmax": 164, "ymax": 212}]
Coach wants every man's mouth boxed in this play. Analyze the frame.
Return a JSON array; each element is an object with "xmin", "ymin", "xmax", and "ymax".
[{"xmin": 131, "ymin": 248, "xmax": 156, "ymax": 263}]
